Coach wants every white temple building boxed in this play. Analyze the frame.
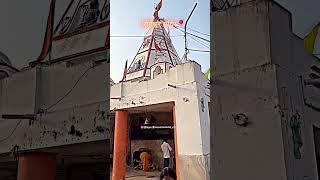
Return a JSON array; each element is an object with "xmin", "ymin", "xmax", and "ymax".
[
  {"xmin": 110, "ymin": 2, "xmax": 210, "ymax": 179},
  {"xmin": 0, "ymin": 0, "xmax": 210, "ymax": 179}
]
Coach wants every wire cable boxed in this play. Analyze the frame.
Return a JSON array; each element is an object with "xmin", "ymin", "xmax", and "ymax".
[
  {"xmin": 45, "ymin": 65, "xmax": 95, "ymax": 112},
  {"xmin": 188, "ymin": 35, "xmax": 210, "ymax": 49},
  {"xmin": 187, "ymin": 30, "xmax": 211, "ymax": 43},
  {"xmin": 173, "ymin": 25, "xmax": 210, "ymax": 43},
  {"xmin": 189, "ymin": 49, "xmax": 210, "ymax": 53},
  {"xmin": 0, "ymin": 120, "xmax": 22, "ymax": 143},
  {"xmin": 187, "ymin": 27, "xmax": 210, "ymax": 37}
]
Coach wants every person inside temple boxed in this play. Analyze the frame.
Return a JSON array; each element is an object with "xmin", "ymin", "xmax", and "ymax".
[{"xmin": 139, "ymin": 149, "xmax": 153, "ymax": 172}]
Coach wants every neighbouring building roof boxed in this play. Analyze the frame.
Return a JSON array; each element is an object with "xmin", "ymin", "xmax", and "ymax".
[{"xmin": 0, "ymin": 51, "xmax": 19, "ymax": 78}]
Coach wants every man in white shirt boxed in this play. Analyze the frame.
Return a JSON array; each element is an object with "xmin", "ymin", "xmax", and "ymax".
[{"xmin": 161, "ymin": 139, "xmax": 172, "ymax": 168}]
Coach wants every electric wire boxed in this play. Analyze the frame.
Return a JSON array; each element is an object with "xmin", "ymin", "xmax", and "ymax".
[
  {"xmin": 187, "ymin": 30, "xmax": 210, "ymax": 43},
  {"xmin": 0, "ymin": 65, "xmax": 97, "ymax": 143},
  {"xmin": 172, "ymin": 25, "xmax": 210, "ymax": 54},
  {"xmin": 188, "ymin": 34, "xmax": 210, "ymax": 49},
  {"xmin": 173, "ymin": 25, "xmax": 210, "ymax": 43},
  {"xmin": 187, "ymin": 27, "xmax": 210, "ymax": 37},
  {"xmin": 188, "ymin": 49, "xmax": 210, "ymax": 53},
  {"xmin": 0, "ymin": 120, "xmax": 23, "ymax": 143},
  {"xmin": 45, "ymin": 65, "xmax": 95, "ymax": 112}
]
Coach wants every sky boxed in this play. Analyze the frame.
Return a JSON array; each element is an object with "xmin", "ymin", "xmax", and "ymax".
[
  {"xmin": 0, "ymin": 0, "xmax": 71, "ymax": 68},
  {"xmin": 275, "ymin": 0, "xmax": 320, "ymax": 37},
  {"xmin": 0, "ymin": 0, "xmax": 319, "ymax": 80},
  {"xmin": 110, "ymin": 0, "xmax": 210, "ymax": 82}
]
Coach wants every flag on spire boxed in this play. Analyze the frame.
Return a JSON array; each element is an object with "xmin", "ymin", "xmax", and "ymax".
[
  {"xmin": 205, "ymin": 68, "xmax": 210, "ymax": 79},
  {"xmin": 36, "ymin": 0, "xmax": 56, "ymax": 62},
  {"xmin": 153, "ymin": 0, "xmax": 162, "ymax": 20},
  {"xmin": 154, "ymin": 41, "xmax": 161, "ymax": 51},
  {"xmin": 304, "ymin": 24, "xmax": 319, "ymax": 54},
  {"xmin": 156, "ymin": 0, "xmax": 163, "ymax": 11},
  {"xmin": 122, "ymin": 60, "xmax": 128, "ymax": 81}
]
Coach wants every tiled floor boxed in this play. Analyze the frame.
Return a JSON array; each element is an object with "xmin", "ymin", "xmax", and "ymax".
[{"xmin": 110, "ymin": 167, "xmax": 161, "ymax": 180}]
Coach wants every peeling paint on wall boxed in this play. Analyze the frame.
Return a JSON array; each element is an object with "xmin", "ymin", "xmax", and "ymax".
[{"xmin": 290, "ymin": 111, "xmax": 303, "ymax": 159}]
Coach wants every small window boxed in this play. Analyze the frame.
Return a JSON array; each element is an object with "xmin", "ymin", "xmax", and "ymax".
[{"xmin": 153, "ymin": 66, "xmax": 163, "ymax": 77}]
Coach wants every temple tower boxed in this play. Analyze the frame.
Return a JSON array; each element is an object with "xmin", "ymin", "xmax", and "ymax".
[{"xmin": 124, "ymin": 2, "xmax": 181, "ymax": 81}]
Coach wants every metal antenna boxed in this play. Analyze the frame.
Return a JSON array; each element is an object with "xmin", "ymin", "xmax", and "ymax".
[{"xmin": 184, "ymin": 3, "xmax": 198, "ymax": 62}]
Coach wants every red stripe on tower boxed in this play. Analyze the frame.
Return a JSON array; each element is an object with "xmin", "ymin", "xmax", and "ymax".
[
  {"xmin": 36, "ymin": 0, "xmax": 56, "ymax": 62},
  {"xmin": 156, "ymin": 0, "xmax": 163, "ymax": 11},
  {"xmin": 105, "ymin": 29, "xmax": 110, "ymax": 49},
  {"xmin": 154, "ymin": 41, "xmax": 161, "ymax": 51},
  {"xmin": 122, "ymin": 60, "xmax": 128, "ymax": 81}
]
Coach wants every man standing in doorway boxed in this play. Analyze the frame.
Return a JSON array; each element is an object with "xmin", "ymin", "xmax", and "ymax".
[{"xmin": 161, "ymin": 139, "xmax": 172, "ymax": 168}]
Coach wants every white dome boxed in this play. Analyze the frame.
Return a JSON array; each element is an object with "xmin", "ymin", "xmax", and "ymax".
[{"xmin": 0, "ymin": 51, "xmax": 18, "ymax": 79}]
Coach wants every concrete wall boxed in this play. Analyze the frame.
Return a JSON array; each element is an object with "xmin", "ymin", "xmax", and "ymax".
[
  {"xmin": 0, "ymin": 68, "xmax": 38, "ymax": 115},
  {"xmin": 269, "ymin": 2, "xmax": 320, "ymax": 180},
  {"xmin": 111, "ymin": 61, "xmax": 210, "ymax": 180},
  {"xmin": 52, "ymin": 27, "xmax": 107, "ymax": 60},
  {"xmin": 212, "ymin": 0, "xmax": 320, "ymax": 180},
  {"xmin": 51, "ymin": 0, "xmax": 109, "ymax": 60},
  {"xmin": 0, "ymin": 56, "xmax": 109, "ymax": 154},
  {"xmin": 211, "ymin": 1, "xmax": 287, "ymax": 180}
]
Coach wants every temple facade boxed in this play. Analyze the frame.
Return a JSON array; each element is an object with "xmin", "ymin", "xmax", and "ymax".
[{"xmin": 110, "ymin": 1, "xmax": 210, "ymax": 179}]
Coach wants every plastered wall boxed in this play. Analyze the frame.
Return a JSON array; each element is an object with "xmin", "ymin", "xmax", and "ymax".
[
  {"xmin": 212, "ymin": 1, "xmax": 320, "ymax": 180},
  {"xmin": 0, "ymin": 58, "xmax": 109, "ymax": 154}
]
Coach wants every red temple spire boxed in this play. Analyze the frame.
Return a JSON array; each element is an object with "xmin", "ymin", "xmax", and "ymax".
[
  {"xmin": 37, "ymin": 0, "xmax": 56, "ymax": 62},
  {"xmin": 122, "ymin": 60, "xmax": 128, "ymax": 81}
]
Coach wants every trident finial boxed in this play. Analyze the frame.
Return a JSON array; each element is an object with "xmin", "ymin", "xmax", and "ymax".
[{"xmin": 153, "ymin": 0, "xmax": 163, "ymax": 21}]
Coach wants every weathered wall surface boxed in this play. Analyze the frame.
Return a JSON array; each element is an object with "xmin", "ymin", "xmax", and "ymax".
[
  {"xmin": 212, "ymin": 0, "xmax": 320, "ymax": 180},
  {"xmin": 269, "ymin": 2, "xmax": 320, "ymax": 180},
  {"xmin": 52, "ymin": 27, "xmax": 107, "ymax": 60},
  {"xmin": 51, "ymin": 0, "xmax": 109, "ymax": 60},
  {"xmin": 0, "ymin": 68, "xmax": 38, "ymax": 115},
  {"xmin": 111, "ymin": 62, "xmax": 210, "ymax": 180},
  {"xmin": 0, "ymin": 59, "xmax": 109, "ymax": 154},
  {"xmin": 211, "ymin": 1, "xmax": 287, "ymax": 180}
]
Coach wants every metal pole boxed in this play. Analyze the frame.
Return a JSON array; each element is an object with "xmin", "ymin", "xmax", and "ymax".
[
  {"xmin": 2, "ymin": 114, "xmax": 35, "ymax": 120},
  {"xmin": 185, "ymin": 3, "xmax": 198, "ymax": 62}
]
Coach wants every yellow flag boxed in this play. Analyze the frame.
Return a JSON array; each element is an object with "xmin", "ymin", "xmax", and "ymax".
[
  {"xmin": 304, "ymin": 24, "xmax": 319, "ymax": 54},
  {"xmin": 205, "ymin": 68, "xmax": 210, "ymax": 79}
]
